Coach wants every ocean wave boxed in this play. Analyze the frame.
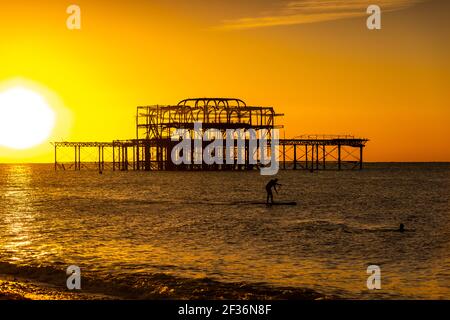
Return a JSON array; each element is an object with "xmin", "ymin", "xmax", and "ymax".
[{"xmin": 0, "ymin": 262, "xmax": 326, "ymax": 300}]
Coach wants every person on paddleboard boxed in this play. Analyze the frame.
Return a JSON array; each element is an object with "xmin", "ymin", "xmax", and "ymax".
[{"xmin": 266, "ymin": 178, "xmax": 281, "ymax": 205}]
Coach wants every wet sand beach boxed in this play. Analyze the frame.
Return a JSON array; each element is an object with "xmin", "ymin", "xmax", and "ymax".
[{"xmin": 0, "ymin": 275, "xmax": 108, "ymax": 300}]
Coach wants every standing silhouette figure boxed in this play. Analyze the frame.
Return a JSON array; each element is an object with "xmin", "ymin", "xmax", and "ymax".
[{"xmin": 266, "ymin": 179, "xmax": 281, "ymax": 205}]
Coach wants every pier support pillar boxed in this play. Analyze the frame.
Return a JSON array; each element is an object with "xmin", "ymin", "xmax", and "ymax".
[
  {"xmin": 54, "ymin": 144, "xmax": 57, "ymax": 171},
  {"xmin": 305, "ymin": 145, "xmax": 308, "ymax": 170},
  {"xmin": 98, "ymin": 146, "xmax": 101, "ymax": 172},
  {"xmin": 136, "ymin": 143, "xmax": 140, "ymax": 170},
  {"xmin": 102, "ymin": 146, "xmax": 105, "ymax": 171},
  {"xmin": 323, "ymin": 145, "xmax": 326, "ymax": 170},
  {"xmin": 124, "ymin": 147, "xmax": 129, "ymax": 171},
  {"xmin": 144, "ymin": 142, "xmax": 151, "ymax": 171},
  {"xmin": 293, "ymin": 145, "xmax": 297, "ymax": 170},
  {"xmin": 78, "ymin": 146, "xmax": 81, "ymax": 170},
  {"xmin": 360, "ymin": 145, "xmax": 363, "ymax": 170},
  {"xmin": 132, "ymin": 146, "xmax": 136, "ymax": 171},
  {"xmin": 112, "ymin": 143, "xmax": 115, "ymax": 171},
  {"xmin": 338, "ymin": 144, "xmax": 341, "ymax": 171},
  {"xmin": 74, "ymin": 146, "xmax": 77, "ymax": 170},
  {"xmin": 118, "ymin": 146, "xmax": 121, "ymax": 171},
  {"xmin": 316, "ymin": 144, "xmax": 319, "ymax": 170}
]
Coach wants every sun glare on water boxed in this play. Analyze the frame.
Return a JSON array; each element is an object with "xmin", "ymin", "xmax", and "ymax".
[{"xmin": 0, "ymin": 87, "xmax": 56, "ymax": 150}]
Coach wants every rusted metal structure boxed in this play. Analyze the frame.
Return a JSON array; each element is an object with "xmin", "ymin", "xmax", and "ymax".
[
  {"xmin": 52, "ymin": 141, "xmax": 112, "ymax": 171},
  {"xmin": 279, "ymin": 135, "xmax": 368, "ymax": 171},
  {"xmin": 137, "ymin": 98, "xmax": 281, "ymax": 139},
  {"xmin": 133, "ymin": 98, "xmax": 282, "ymax": 170},
  {"xmin": 52, "ymin": 98, "xmax": 368, "ymax": 172}
]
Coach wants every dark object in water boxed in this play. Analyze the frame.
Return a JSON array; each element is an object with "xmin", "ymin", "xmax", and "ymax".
[
  {"xmin": 233, "ymin": 201, "xmax": 297, "ymax": 206},
  {"xmin": 267, "ymin": 201, "xmax": 297, "ymax": 206},
  {"xmin": 399, "ymin": 223, "xmax": 405, "ymax": 232},
  {"xmin": 230, "ymin": 201, "xmax": 297, "ymax": 206}
]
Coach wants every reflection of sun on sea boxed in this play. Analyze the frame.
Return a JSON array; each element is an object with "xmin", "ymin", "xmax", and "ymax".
[
  {"xmin": 1, "ymin": 165, "xmax": 63, "ymax": 264},
  {"xmin": 1, "ymin": 165, "xmax": 34, "ymax": 263},
  {"xmin": 0, "ymin": 87, "xmax": 55, "ymax": 149}
]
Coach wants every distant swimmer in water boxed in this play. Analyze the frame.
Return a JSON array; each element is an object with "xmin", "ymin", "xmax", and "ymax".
[
  {"xmin": 266, "ymin": 178, "xmax": 282, "ymax": 205},
  {"xmin": 377, "ymin": 223, "xmax": 412, "ymax": 233}
]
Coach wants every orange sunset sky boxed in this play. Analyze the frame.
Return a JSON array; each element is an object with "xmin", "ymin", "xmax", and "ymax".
[{"xmin": 0, "ymin": 0, "xmax": 449, "ymax": 163}]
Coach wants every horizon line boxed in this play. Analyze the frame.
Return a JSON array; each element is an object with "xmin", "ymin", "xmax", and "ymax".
[{"xmin": 1, "ymin": 161, "xmax": 449, "ymax": 165}]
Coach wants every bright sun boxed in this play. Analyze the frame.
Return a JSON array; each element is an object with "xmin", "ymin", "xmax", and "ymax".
[{"xmin": 0, "ymin": 87, "xmax": 55, "ymax": 150}]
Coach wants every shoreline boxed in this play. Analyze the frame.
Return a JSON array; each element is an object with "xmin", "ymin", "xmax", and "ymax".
[
  {"xmin": 0, "ymin": 272, "xmax": 327, "ymax": 300},
  {"xmin": 0, "ymin": 274, "xmax": 114, "ymax": 300},
  {"xmin": 0, "ymin": 261, "xmax": 328, "ymax": 300}
]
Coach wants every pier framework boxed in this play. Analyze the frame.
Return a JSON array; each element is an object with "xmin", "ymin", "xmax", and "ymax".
[{"xmin": 52, "ymin": 98, "xmax": 368, "ymax": 172}]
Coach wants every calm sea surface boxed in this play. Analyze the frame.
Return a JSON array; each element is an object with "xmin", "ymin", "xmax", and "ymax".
[{"xmin": 0, "ymin": 163, "xmax": 449, "ymax": 299}]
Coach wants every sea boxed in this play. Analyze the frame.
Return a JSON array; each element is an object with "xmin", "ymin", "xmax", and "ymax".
[{"xmin": 0, "ymin": 163, "xmax": 449, "ymax": 299}]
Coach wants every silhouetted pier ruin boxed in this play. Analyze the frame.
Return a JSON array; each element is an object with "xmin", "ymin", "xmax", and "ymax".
[{"xmin": 53, "ymin": 98, "xmax": 368, "ymax": 171}]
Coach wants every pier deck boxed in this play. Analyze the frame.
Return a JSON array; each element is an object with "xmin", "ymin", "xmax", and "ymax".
[{"xmin": 52, "ymin": 136, "xmax": 368, "ymax": 172}]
